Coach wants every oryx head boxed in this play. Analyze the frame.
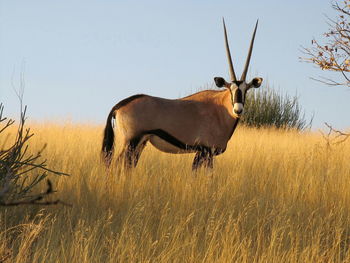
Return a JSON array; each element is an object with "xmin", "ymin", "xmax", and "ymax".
[{"xmin": 214, "ymin": 18, "xmax": 263, "ymax": 118}]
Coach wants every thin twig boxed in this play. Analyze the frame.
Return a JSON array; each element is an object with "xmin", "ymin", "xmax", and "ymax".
[
  {"xmin": 0, "ymin": 180, "xmax": 71, "ymax": 207},
  {"xmin": 324, "ymin": 122, "xmax": 350, "ymax": 144},
  {"xmin": 300, "ymin": 0, "xmax": 350, "ymax": 88}
]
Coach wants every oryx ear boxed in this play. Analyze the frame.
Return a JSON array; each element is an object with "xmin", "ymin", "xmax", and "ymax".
[
  {"xmin": 214, "ymin": 77, "xmax": 229, "ymax": 88},
  {"xmin": 251, "ymin": 77, "xmax": 263, "ymax": 88}
]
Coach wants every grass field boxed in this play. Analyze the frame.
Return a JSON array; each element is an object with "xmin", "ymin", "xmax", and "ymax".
[{"xmin": 1, "ymin": 123, "xmax": 350, "ymax": 262}]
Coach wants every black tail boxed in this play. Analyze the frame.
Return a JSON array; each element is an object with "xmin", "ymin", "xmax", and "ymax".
[{"xmin": 101, "ymin": 109, "xmax": 116, "ymax": 167}]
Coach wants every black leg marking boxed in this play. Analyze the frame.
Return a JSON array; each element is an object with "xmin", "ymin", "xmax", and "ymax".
[
  {"xmin": 118, "ymin": 136, "xmax": 147, "ymax": 169},
  {"xmin": 192, "ymin": 147, "xmax": 214, "ymax": 170},
  {"xmin": 104, "ymin": 151, "xmax": 113, "ymax": 168},
  {"xmin": 132, "ymin": 140, "xmax": 147, "ymax": 167},
  {"xmin": 124, "ymin": 136, "xmax": 142, "ymax": 168}
]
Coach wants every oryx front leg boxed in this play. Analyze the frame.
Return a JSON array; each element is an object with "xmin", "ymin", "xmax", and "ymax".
[{"xmin": 192, "ymin": 148, "xmax": 214, "ymax": 170}]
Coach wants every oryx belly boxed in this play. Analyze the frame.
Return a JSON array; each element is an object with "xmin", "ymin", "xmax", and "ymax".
[{"xmin": 149, "ymin": 135, "xmax": 195, "ymax": 154}]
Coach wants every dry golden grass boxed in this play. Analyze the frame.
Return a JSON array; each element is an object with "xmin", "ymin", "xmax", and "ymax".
[{"xmin": 1, "ymin": 123, "xmax": 350, "ymax": 262}]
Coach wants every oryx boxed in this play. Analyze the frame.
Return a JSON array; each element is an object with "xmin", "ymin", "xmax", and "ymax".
[{"xmin": 102, "ymin": 19, "xmax": 263, "ymax": 170}]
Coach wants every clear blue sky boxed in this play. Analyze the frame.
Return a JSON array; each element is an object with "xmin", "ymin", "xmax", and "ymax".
[{"xmin": 1, "ymin": 0, "xmax": 349, "ymax": 129}]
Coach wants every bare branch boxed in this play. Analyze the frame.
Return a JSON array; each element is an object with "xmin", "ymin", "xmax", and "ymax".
[
  {"xmin": 300, "ymin": 0, "xmax": 350, "ymax": 88},
  {"xmin": 309, "ymin": 76, "xmax": 349, "ymax": 86},
  {"xmin": 324, "ymin": 122, "xmax": 350, "ymax": 144},
  {"xmin": 9, "ymin": 160, "xmax": 70, "ymax": 176},
  {"xmin": 321, "ymin": 122, "xmax": 350, "ymax": 147},
  {"xmin": 0, "ymin": 180, "xmax": 71, "ymax": 206}
]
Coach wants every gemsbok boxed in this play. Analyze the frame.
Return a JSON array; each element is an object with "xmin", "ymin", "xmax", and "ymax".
[{"xmin": 102, "ymin": 18, "xmax": 263, "ymax": 170}]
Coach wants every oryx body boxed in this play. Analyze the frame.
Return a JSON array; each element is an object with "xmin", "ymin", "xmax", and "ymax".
[{"xmin": 102, "ymin": 19, "xmax": 263, "ymax": 170}]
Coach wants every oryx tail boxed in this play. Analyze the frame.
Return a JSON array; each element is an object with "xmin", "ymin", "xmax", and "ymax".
[{"xmin": 102, "ymin": 107, "xmax": 116, "ymax": 166}]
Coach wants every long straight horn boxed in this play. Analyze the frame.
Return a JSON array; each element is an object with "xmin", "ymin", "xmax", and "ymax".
[
  {"xmin": 223, "ymin": 18, "xmax": 237, "ymax": 82},
  {"xmin": 241, "ymin": 20, "xmax": 258, "ymax": 81}
]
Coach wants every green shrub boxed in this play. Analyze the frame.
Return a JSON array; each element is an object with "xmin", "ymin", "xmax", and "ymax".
[{"xmin": 242, "ymin": 84, "xmax": 309, "ymax": 130}]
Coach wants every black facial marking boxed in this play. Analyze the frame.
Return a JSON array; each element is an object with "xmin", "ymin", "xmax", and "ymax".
[
  {"xmin": 234, "ymin": 88, "xmax": 243, "ymax": 104},
  {"xmin": 234, "ymin": 80, "xmax": 243, "ymax": 86}
]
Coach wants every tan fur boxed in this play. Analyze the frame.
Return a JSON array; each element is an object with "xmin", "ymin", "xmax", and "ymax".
[{"xmin": 115, "ymin": 89, "xmax": 237, "ymax": 153}]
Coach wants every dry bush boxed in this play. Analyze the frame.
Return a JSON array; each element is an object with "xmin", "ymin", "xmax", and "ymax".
[{"xmin": 0, "ymin": 103, "xmax": 68, "ymax": 206}]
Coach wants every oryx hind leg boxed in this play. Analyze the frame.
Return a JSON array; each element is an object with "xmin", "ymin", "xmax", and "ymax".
[
  {"xmin": 192, "ymin": 148, "xmax": 214, "ymax": 170},
  {"xmin": 127, "ymin": 138, "xmax": 147, "ymax": 168},
  {"xmin": 117, "ymin": 136, "xmax": 147, "ymax": 169}
]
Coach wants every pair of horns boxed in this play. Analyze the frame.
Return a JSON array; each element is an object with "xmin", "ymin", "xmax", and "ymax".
[{"xmin": 223, "ymin": 18, "xmax": 258, "ymax": 82}]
